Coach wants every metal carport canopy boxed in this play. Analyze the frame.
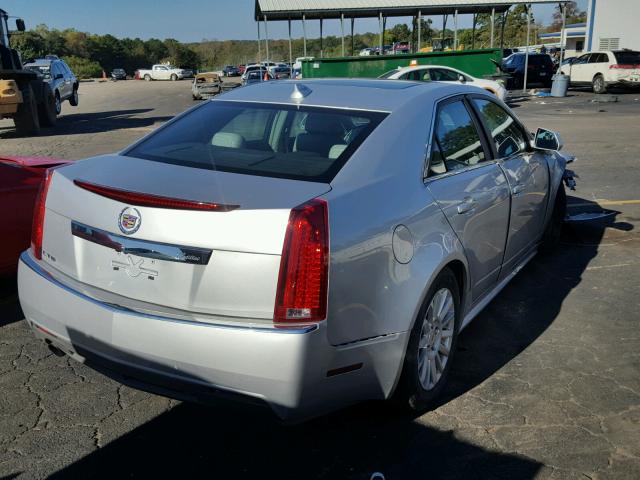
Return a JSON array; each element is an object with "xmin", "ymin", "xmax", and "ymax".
[{"xmin": 255, "ymin": 0, "xmax": 568, "ymax": 21}]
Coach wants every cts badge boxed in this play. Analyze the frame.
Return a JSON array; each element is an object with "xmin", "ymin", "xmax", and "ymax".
[{"xmin": 118, "ymin": 207, "xmax": 141, "ymax": 235}]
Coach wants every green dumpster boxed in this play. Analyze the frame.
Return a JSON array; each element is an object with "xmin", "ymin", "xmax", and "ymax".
[{"xmin": 301, "ymin": 49, "xmax": 502, "ymax": 80}]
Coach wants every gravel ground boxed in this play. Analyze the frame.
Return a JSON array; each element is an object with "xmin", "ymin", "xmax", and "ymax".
[{"xmin": 1, "ymin": 81, "xmax": 639, "ymax": 479}]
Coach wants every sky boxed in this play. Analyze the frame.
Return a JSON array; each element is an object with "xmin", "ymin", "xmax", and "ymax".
[{"xmin": 2, "ymin": 0, "xmax": 588, "ymax": 43}]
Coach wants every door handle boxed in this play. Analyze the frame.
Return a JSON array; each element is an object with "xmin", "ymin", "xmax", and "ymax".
[
  {"xmin": 457, "ymin": 197, "xmax": 477, "ymax": 215},
  {"xmin": 512, "ymin": 183, "xmax": 526, "ymax": 196}
]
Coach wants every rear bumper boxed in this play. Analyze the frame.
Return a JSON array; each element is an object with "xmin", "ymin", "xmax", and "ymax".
[{"xmin": 18, "ymin": 251, "xmax": 405, "ymax": 421}]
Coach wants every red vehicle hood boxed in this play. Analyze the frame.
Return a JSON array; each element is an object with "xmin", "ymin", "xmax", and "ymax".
[{"xmin": 0, "ymin": 155, "xmax": 70, "ymax": 168}]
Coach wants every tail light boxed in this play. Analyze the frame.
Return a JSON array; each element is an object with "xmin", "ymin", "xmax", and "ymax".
[
  {"xmin": 31, "ymin": 168, "xmax": 56, "ymax": 260},
  {"xmin": 610, "ymin": 64, "xmax": 636, "ymax": 69},
  {"xmin": 274, "ymin": 199, "xmax": 329, "ymax": 324}
]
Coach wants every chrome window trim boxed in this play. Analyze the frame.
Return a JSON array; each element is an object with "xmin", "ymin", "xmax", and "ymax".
[{"xmin": 20, "ymin": 251, "xmax": 318, "ymax": 335}]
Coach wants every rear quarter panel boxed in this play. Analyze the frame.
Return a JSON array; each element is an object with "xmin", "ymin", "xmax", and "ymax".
[{"xmin": 325, "ymin": 97, "xmax": 468, "ymax": 346}]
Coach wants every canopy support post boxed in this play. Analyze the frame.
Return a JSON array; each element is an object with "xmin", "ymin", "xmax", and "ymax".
[
  {"xmin": 523, "ymin": 4, "xmax": 531, "ymax": 93},
  {"xmin": 417, "ymin": 10, "xmax": 422, "ymax": 52},
  {"xmin": 302, "ymin": 14, "xmax": 307, "ymax": 57},
  {"xmin": 500, "ymin": 9, "xmax": 507, "ymax": 49},
  {"xmin": 560, "ymin": 2, "xmax": 567, "ymax": 63},
  {"xmin": 454, "ymin": 9, "xmax": 458, "ymax": 50},
  {"xmin": 320, "ymin": 17, "xmax": 323, "ymax": 58},
  {"xmin": 341, "ymin": 13, "xmax": 345, "ymax": 56},
  {"xmin": 288, "ymin": 18, "xmax": 292, "ymax": 67},
  {"xmin": 379, "ymin": 12, "xmax": 383, "ymax": 55},
  {"xmin": 442, "ymin": 14, "xmax": 447, "ymax": 49},
  {"xmin": 351, "ymin": 17, "xmax": 355, "ymax": 55},
  {"xmin": 472, "ymin": 13, "xmax": 477, "ymax": 49},
  {"xmin": 490, "ymin": 8, "xmax": 495, "ymax": 47},
  {"xmin": 257, "ymin": 21, "xmax": 261, "ymax": 63},
  {"xmin": 263, "ymin": 15, "xmax": 269, "ymax": 64}
]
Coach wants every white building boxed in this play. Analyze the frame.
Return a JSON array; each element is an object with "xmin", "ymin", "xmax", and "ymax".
[
  {"xmin": 585, "ymin": 0, "xmax": 640, "ymax": 51},
  {"xmin": 539, "ymin": 23, "xmax": 586, "ymax": 58}
]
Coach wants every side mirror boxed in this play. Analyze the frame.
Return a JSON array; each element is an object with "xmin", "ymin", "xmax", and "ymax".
[
  {"xmin": 534, "ymin": 128, "xmax": 563, "ymax": 151},
  {"xmin": 16, "ymin": 19, "xmax": 26, "ymax": 32},
  {"xmin": 458, "ymin": 74, "xmax": 466, "ymax": 84}
]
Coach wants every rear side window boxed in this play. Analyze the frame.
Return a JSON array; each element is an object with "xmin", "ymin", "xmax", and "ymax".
[
  {"xmin": 613, "ymin": 51, "xmax": 640, "ymax": 64},
  {"xmin": 589, "ymin": 53, "xmax": 608, "ymax": 63},
  {"xmin": 472, "ymin": 99, "xmax": 528, "ymax": 158},
  {"xmin": 430, "ymin": 68, "xmax": 461, "ymax": 81},
  {"xmin": 429, "ymin": 100, "xmax": 486, "ymax": 175},
  {"xmin": 125, "ymin": 101, "xmax": 387, "ymax": 183}
]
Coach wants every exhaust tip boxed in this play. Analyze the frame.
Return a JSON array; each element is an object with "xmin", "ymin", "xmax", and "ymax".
[{"xmin": 47, "ymin": 343, "xmax": 66, "ymax": 358}]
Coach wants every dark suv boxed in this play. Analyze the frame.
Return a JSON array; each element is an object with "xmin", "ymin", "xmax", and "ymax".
[
  {"xmin": 24, "ymin": 55, "xmax": 78, "ymax": 114},
  {"xmin": 502, "ymin": 53, "xmax": 555, "ymax": 89}
]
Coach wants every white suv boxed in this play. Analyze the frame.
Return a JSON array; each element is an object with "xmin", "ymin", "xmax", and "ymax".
[{"xmin": 560, "ymin": 50, "xmax": 640, "ymax": 94}]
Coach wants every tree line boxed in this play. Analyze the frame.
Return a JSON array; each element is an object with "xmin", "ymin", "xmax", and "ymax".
[
  {"xmin": 11, "ymin": 3, "xmax": 584, "ymax": 79},
  {"xmin": 12, "ymin": 25, "xmax": 200, "ymax": 78}
]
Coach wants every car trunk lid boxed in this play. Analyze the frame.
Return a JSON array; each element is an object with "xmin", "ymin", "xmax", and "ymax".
[{"xmin": 41, "ymin": 155, "xmax": 330, "ymax": 320}]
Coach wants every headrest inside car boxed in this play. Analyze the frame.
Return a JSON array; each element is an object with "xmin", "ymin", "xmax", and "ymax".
[
  {"xmin": 304, "ymin": 114, "xmax": 345, "ymax": 135},
  {"xmin": 211, "ymin": 132, "xmax": 245, "ymax": 149}
]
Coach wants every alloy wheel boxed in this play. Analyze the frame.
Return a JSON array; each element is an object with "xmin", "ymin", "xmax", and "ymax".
[{"xmin": 417, "ymin": 288, "xmax": 455, "ymax": 391}]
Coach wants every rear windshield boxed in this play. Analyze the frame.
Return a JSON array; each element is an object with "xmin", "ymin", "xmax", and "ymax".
[
  {"xmin": 26, "ymin": 65, "xmax": 51, "ymax": 79},
  {"xmin": 379, "ymin": 69, "xmax": 400, "ymax": 79},
  {"xmin": 125, "ymin": 101, "xmax": 387, "ymax": 183},
  {"xmin": 613, "ymin": 51, "xmax": 640, "ymax": 64},
  {"xmin": 527, "ymin": 55, "xmax": 553, "ymax": 66}
]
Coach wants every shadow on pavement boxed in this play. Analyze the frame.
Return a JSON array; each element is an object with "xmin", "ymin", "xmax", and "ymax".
[
  {"xmin": 438, "ymin": 196, "xmax": 631, "ymax": 408},
  {"xmin": 0, "ymin": 109, "xmax": 173, "ymax": 138},
  {"xmin": 0, "ymin": 275, "xmax": 22, "ymax": 327},
  {"xmin": 7, "ymin": 197, "xmax": 632, "ymax": 479}
]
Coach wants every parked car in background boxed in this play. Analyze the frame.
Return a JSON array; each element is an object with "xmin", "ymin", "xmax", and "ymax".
[
  {"xmin": 380, "ymin": 65, "xmax": 507, "ymax": 101},
  {"xmin": 23, "ymin": 56, "xmax": 79, "ymax": 115},
  {"xmin": 501, "ymin": 53, "xmax": 555, "ymax": 88},
  {"xmin": 293, "ymin": 56, "xmax": 314, "ymax": 78},
  {"xmin": 111, "ymin": 68, "xmax": 127, "ymax": 80},
  {"xmin": 271, "ymin": 65, "xmax": 292, "ymax": 79},
  {"xmin": 242, "ymin": 69, "xmax": 271, "ymax": 86},
  {"xmin": 192, "ymin": 72, "xmax": 223, "ymax": 100},
  {"xmin": 18, "ymin": 79, "xmax": 574, "ymax": 422},
  {"xmin": 392, "ymin": 41, "xmax": 411, "ymax": 54},
  {"xmin": 223, "ymin": 65, "xmax": 240, "ymax": 77},
  {"xmin": 559, "ymin": 50, "xmax": 640, "ymax": 93},
  {"xmin": 359, "ymin": 48, "xmax": 374, "ymax": 56},
  {"xmin": 241, "ymin": 64, "xmax": 271, "ymax": 83},
  {"xmin": 0, "ymin": 156, "xmax": 69, "ymax": 276},
  {"xmin": 137, "ymin": 64, "xmax": 189, "ymax": 81}
]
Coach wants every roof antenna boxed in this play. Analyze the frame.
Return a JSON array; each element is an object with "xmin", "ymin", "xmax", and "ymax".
[{"xmin": 291, "ymin": 84, "xmax": 312, "ymax": 102}]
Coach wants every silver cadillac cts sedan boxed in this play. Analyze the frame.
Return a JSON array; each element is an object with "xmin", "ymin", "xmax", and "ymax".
[{"xmin": 18, "ymin": 79, "xmax": 572, "ymax": 422}]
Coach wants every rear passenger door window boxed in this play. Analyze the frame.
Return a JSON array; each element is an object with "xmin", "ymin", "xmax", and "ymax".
[
  {"xmin": 428, "ymin": 99, "xmax": 487, "ymax": 176},
  {"xmin": 430, "ymin": 68, "xmax": 460, "ymax": 82},
  {"xmin": 471, "ymin": 98, "xmax": 527, "ymax": 158}
]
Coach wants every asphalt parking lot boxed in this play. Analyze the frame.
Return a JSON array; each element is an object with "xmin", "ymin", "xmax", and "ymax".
[{"xmin": 1, "ymin": 80, "xmax": 639, "ymax": 479}]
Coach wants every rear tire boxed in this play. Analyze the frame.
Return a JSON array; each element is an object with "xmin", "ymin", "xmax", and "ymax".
[
  {"xmin": 540, "ymin": 185, "xmax": 567, "ymax": 253},
  {"xmin": 144, "ymin": 74, "xmax": 151, "ymax": 81},
  {"xmin": 394, "ymin": 268, "xmax": 461, "ymax": 411},
  {"xmin": 69, "ymin": 87, "xmax": 79, "ymax": 106},
  {"xmin": 38, "ymin": 83, "xmax": 58, "ymax": 127},
  {"xmin": 14, "ymin": 85, "xmax": 40, "ymax": 136},
  {"xmin": 593, "ymin": 74, "xmax": 607, "ymax": 94}
]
